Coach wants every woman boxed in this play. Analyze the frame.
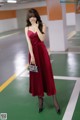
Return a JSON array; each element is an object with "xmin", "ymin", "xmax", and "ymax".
[{"xmin": 25, "ymin": 8, "xmax": 60, "ymax": 113}]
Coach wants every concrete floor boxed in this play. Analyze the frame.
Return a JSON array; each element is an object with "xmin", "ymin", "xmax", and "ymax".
[{"xmin": 0, "ymin": 29, "xmax": 28, "ymax": 85}]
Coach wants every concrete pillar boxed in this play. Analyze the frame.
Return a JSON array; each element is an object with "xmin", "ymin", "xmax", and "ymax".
[{"xmin": 46, "ymin": 0, "xmax": 68, "ymax": 51}]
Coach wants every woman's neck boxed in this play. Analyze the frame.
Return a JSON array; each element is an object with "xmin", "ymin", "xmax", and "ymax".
[{"xmin": 31, "ymin": 22, "xmax": 36, "ymax": 26}]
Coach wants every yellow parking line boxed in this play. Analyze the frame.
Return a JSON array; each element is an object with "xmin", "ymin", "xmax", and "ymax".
[
  {"xmin": 0, "ymin": 74, "xmax": 16, "ymax": 92},
  {"xmin": 0, "ymin": 64, "xmax": 29, "ymax": 92}
]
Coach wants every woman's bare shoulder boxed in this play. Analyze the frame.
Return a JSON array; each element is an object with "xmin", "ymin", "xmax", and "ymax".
[{"xmin": 25, "ymin": 27, "xmax": 28, "ymax": 31}]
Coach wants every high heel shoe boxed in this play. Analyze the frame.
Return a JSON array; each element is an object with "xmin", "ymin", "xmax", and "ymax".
[
  {"xmin": 38, "ymin": 97, "xmax": 43, "ymax": 113},
  {"xmin": 39, "ymin": 107, "xmax": 43, "ymax": 113},
  {"xmin": 53, "ymin": 95, "xmax": 61, "ymax": 114},
  {"xmin": 55, "ymin": 107, "xmax": 61, "ymax": 114},
  {"xmin": 54, "ymin": 103, "xmax": 61, "ymax": 114}
]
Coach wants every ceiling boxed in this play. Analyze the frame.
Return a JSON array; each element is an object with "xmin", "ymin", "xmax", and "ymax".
[
  {"xmin": 0, "ymin": 0, "xmax": 45, "ymax": 7},
  {"xmin": 0, "ymin": 0, "xmax": 44, "ymax": 3},
  {"xmin": 12, "ymin": 0, "xmax": 44, "ymax": 4}
]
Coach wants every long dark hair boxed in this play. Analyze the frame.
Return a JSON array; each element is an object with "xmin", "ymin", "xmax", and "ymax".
[{"xmin": 26, "ymin": 8, "xmax": 44, "ymax": 34}]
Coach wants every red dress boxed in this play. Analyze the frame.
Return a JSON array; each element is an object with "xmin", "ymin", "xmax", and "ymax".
[{"xmin": 28, "ymin": 30, "xmax": 56, "ymax": 96}]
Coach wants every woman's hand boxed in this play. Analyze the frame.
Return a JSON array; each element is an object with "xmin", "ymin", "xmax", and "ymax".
[
  {"xmin": 33, "ymin": 22, "xmax": 39, "ymax": 31},
  {"xmin": 30, "ymin": 55, "xmax": 36, "ymax": 64}
]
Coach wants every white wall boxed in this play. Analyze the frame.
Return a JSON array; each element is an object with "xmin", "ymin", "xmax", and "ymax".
[
  {"xmin": 0, "ymin": 18, "xmax": 18, "ymax": 33},
  {"xmin": 41, "ymin": 15, "xmax": 48, "ymax": 26},
  {"xmin": 66, "ymin": 13, "xmax": 76, "ymax": 34},
  {"xmin": 62, "ymin": 4, "xmax": 68, "ymax": 50},
  {"xmin": 76, "ymin": 14, "xmax": 80, "ymax": 31},
  {"xmin": 66, "ymin": 13, "xmax": 76, "ymax": 26}
]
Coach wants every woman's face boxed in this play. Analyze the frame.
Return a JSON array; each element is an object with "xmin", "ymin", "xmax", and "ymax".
[{"xmin": 29, "ymin": 16, "xmax": 37, "ymax": 24}]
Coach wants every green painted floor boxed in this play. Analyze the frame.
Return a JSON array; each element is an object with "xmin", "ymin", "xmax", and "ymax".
[
  {"xmin": 69, "ymin": 32, "xmax": 80, "ymax": 47},
  {"xmin": 0, "ymin": 77, "xmax": 75, "ymax": 120},
  {"xmin": 50, "ymin": 54, "xmax": 80, "ymax": 77},
  {"xmin": 72, "ymin": 94, "xmax": 80, "ymax": 120}
]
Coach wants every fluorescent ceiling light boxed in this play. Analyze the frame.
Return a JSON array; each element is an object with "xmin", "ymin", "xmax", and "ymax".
[{"xmin": 7, "ymin": 0, "xmax": 17, "ymax": 3}]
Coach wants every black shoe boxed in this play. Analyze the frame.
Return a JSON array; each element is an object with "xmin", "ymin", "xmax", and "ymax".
[
  {"xmin": 38, "ymin": 97, "xmax": 43, "ymax": 113},
  {"xmin": 53, "ymin": 95, "xmax": 61, "ymax": 114},
  {"xmin": 54, "ymin": 103, "xmax": 61, "ymax": 114},
  {"xmin": 56, "ymin": 108, "xmax": 61, "ymax": 114},
  {"xmin": 39, "ymin": 107, "xmax": 43, "ymax": 113}
]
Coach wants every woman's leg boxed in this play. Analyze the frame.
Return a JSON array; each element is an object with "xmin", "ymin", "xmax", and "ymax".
[
  {"xmin": 52, "ymin": 95, "xmax": 61, "ymax": 114},
  {"xmin": 38, "ymin": 96, "xmax": 43, "ymax": 113}
]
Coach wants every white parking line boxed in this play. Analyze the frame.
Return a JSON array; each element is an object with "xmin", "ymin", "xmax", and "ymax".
[
  {"xmin": 62, "ymin": 80, "xmax": 80, "ymax": 120},
  {"xmin": 67, "ymin": 31, "xmax": 76, "ymax": 40},
  {"xmin": 54, "ymin": 76, "xmax": 80, "ymax": 81}
]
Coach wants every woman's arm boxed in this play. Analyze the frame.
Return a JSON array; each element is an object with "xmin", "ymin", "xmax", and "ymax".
[
  {"xmin": 37, "ymin": 24, "xmax": 46, "ymax": 41},
  {"xmin": 25, "ymin": 27, "xmax": 35, "ymax": 64}
]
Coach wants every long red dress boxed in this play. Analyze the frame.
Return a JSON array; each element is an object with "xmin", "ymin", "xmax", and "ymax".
[{"xmin": 28, "ymin": 30, "xmax": 56, "ymax": 96}]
